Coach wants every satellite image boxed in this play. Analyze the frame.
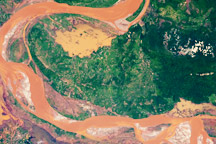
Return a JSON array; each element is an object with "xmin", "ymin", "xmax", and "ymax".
[{"xmin": 0, "ymin": 0, "xmax": 216, "ymax": 143}]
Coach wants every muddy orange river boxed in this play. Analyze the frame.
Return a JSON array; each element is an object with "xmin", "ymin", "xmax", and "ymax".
[{"xmin": 0, "ymin": 0, "xmax": 215, "ymax": 143}]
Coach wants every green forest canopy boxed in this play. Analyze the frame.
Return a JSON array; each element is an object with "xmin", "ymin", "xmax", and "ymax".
[{"xmin": 25, "ymin": 0, "xmax": 216, "ymax": 119}]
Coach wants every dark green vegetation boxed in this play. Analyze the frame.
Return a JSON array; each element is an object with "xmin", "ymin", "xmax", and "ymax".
[
  {"xmin": 146, "ymin": 0, "xmax": 216, "ymax": 104},
  {"xmin": 27, "ymin": 0, "xmax": 216, "ymax": 119},
  {"xmin": 0, "ymin": 0, "xmax": 22, "ymax": 26},
  {"xmin": 154, "ymin": 0, "xmax": 215, "ymax": 31},
  {"xmin": 209, "ymin": 94, "xmax": 216, "ymax": 105},
  {"xmin": 54, "ymin": 0, "xmax": 118, "ymax": 8},
  {"xmin": 126, "ymin": 0, "xmax": 145, "ymax": 22}
]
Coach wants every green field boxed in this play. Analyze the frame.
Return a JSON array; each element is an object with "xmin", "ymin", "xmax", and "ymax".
[{"xmin": 54, "ymin": 0, "xmax": 118, "ymax": 8}]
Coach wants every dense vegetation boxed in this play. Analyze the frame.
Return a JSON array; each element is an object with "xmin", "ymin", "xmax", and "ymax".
[
  {"xmin": 144, "ymin": 0, "xmax": 216, "ymax": 103},
  {"xmin": 54, "ymin": 0, "xmax": 118, "ymax": 8},
  {"xmin": 26, "ymin": 0, "xmax": 216, "ymax": 119},
  {"xmin": 28, "ymin": 14, "xmax": 166, "ymax": 119}
]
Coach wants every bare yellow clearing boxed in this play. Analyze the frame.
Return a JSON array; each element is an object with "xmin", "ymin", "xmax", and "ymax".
[
  {"xmin": 168, "ymin": 98, "xmax": 216, "ymax": 117},
  {"xmin": 55, "ymin": 24, "xmax": 114, "ymax": 58}
]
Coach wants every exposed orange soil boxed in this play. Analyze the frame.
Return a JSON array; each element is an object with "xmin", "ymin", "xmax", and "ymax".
[
  {"xmin": 168, "ymin": 98, "xmax": 216, "ymax": 118},
  {"xmin": 55, "ymin": 24, "xmax": 114, "ymax": 58},
  {"xmin": 0, "ymin": 0, "xmax": 215, "ymax": 143}
]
